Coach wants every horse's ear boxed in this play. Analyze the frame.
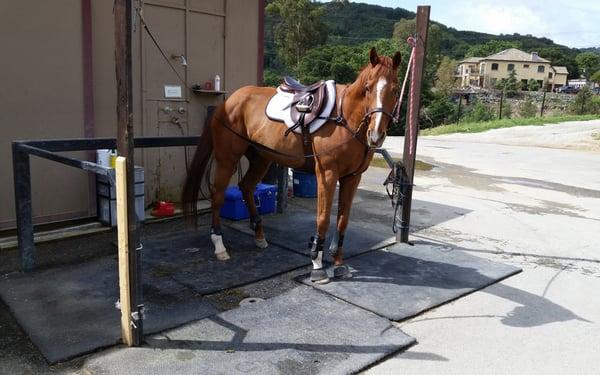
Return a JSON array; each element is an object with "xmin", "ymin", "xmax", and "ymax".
[
  {"xmin": 369, "ymin": 47, "xmax": 379, "ymax": 67},
  {"xmin": 392, "ymin": 51, "xmax": 402, "ymax": 70}
]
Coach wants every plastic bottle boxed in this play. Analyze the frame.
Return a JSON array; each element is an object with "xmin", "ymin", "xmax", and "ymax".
[
  {"xmin": 214, "ymin": 74, "xmax": 221, "ymax": 92},
  {"xmin": 109, "ymin": 149, "xmax": 117, "ymax": 168}
]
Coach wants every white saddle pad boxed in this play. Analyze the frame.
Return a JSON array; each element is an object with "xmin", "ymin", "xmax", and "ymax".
[{"xmin": 265, "ymin": 80, "xmax": 336, "ymax": 134}]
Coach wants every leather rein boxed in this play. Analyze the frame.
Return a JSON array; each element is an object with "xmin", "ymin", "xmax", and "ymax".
[{"xmin": 217, "ymin": 84, "xmax": 398, "ymax": 177}]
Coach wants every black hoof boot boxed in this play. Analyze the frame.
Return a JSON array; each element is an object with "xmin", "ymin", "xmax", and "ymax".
[
  {"xmin": 333, "ymin": 264, "xmax": 351, "ymax": 279},
  {"xmin": 310, "ymin": 268, "xmax": 330, "ymax": 284}
]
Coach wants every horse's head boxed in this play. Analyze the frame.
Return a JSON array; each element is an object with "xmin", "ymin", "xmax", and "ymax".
[{"xmin": 361, "ymin": 47, "xmax": 402, "ymax": 148}]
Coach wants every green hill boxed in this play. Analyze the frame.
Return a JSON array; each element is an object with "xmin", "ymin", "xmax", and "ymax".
[{"xmin": 265, "ymin": 1, "xmax": 584, "ymax": 78}]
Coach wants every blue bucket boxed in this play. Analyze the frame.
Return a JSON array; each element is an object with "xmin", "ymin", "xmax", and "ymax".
[
  {"xmin": 292, "ymin": 170, "xmax": 317, "ymax": 198},
  {"xmin": 220, "ymin": 183, "xmax": 277, "ymax": 220}
]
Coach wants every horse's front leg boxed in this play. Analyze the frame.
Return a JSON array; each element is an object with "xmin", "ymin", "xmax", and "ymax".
[
  {"xmin": 329, "ymin": 173, "xmax": 361, "ymax": 279},
  {"xmin": 309, "ymin": 166, "xmax": 338, "ymax": 284},
  {"xmin": 239, "ymin": 154, "xmax": 272, "ymax": 249}
]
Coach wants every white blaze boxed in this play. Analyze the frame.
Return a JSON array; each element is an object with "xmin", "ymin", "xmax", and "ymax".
[{"xmin": 372, "ymin": 77, "xmax": 387, "ymax": 144}]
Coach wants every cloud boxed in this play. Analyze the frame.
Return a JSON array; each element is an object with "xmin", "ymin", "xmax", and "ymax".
[{"xmin": 351, "ymin": 0, "xmax": 600, "ymax": 48}]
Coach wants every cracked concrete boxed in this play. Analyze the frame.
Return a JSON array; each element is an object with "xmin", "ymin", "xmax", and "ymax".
[
  {"xmin": 1, "ymin": 120, "xmax": 599, "ymax": 374},
  {"xmin": 363, "ymin": 120, "xmax": 600, "ymax": 374}
]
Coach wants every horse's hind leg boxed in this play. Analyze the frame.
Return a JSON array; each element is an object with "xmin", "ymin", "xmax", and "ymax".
[
  {"xmin": 330, "ymin": 173, "xmax": 361, "ymax": 279},
  {"xmin": 239, "ymin": 151, "xmax": 272, "ymax": 249},
  {"xmin": 210, "ymin": 156, "xmax": 240, "ymax": 261}
]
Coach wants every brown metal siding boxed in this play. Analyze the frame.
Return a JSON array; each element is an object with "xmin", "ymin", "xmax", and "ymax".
[
  {"xmin": 0, "ymin": 1, "xmax": 88, "ymax": 229},
  {"xmin": 0, "ymin": 0, "xmax": 260, "ymax": 230}
]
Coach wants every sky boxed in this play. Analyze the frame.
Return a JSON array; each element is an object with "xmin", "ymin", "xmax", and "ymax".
[{"xmin": 350, "ymin": 0, "xmax": 600, "ymax": 48}]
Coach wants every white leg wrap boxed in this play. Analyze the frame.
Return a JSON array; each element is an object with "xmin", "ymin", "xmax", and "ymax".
[
  {"xmin": 211, "ymin": 234, "xmax": 230, "ymax": 261},
  {"xmin": 254, "ymin": 237, "xmax": 269, "ymax": 249},
  {"xmin": 312, "ymin": 251, "xmax": 324, "ymax": 270}
]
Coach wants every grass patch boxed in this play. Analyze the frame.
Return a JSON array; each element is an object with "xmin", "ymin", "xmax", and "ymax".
[
  {"xmin": 370, "ymin": 157, "xmax": 434, "ymax": 171},
  {"xmin": 421, "ymin": 114, "xmax": 600, "ymax": 136}
]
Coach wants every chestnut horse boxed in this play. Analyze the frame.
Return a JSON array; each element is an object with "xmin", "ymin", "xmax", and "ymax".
[{"xmin": 182, "ymin": 47, "xmax": 401, "ymax": 284}]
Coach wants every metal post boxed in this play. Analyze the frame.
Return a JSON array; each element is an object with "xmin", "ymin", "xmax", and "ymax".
[
  {"xmin": 400, "ymin": 6, "xmax": 430, "ymax": 243},
  {"xmin": 114, "ymin": 0, "xmax": 142, "ymax": 345},
  {"xmin": 499, "ymin": 90, "xmax": 504, "ymax": 120},
  {"xmin": 12, "ymin": 144, "xmax": 35, "ymax": 271},
  {"xmin": 540, "ymin": 90, "xmax": 546, "ymax": 117}
]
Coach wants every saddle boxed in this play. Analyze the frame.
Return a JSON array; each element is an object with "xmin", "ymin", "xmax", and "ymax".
[
  {"xmin": 279, "ymin": 77, "xmax": 327, "ymax": 140},
  {"xmin": 265, "ymin": 77, "xmax": 337, "ymax": 145}
]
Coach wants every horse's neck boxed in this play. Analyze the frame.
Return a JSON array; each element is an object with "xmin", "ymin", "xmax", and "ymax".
[{"xmin": 340, "ymin": 82, "xmax": 367, "ymax": 131}]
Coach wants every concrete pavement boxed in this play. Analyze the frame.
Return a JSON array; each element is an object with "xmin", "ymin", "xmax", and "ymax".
[
  {"xmin": 364, "ymin": 120, "xmax": 600, "ymax": 374},
  {"xmin": 1, "ymin": 120, "xmax": 598, "ymax": 374}
]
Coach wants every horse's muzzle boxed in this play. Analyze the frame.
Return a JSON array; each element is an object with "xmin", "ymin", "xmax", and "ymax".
[{"xmin": 367, "ymin": 129, "xmax": 386, "ymax": 148}]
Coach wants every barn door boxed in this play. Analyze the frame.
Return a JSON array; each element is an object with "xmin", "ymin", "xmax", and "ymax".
[
  {"xmin": 140, "ymin": 2, "xmax": 188, "ymax": 203},
  {"xmin": 140, "ymin": 0, "xmax": 226, "ymax": 204}
]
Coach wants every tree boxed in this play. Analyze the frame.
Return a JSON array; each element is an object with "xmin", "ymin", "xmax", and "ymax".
[
  {"xmin": 569, "ymin": 86, "xmax": 595, "ymax": 114},
  {"xmin": 435, "ymin": 56, "xmax": 458, "ymax": 95},
  {"xmin": 422, "ymin": 92, "xmax": 456, "ymax": 127},
  {"xmin": 464, "ymin": 102, "xmax": 494, "ymax": 122},
  {"xmin": 266, "ymin": 0, "xmax": 328, "ymax": 70},
  {"xmin": 501, "ymin": 102, "xmax": 512, "ymax": 119},
  {"xmin": 518, "ymin": 97, "xmax": 537, "ymax": 118},
  {"xmin": 575, "ymin": 52, "xmax": 600, "ymax": 79},
  {"xmin": 296, "ymin": 39, "xmax": 403, "ymax": 84},
  {"xmin": 590, "ymin": 70, "xmax": 600, "ymax": 86},
  {"xmin": 466, "ymin": 40, "xmax": 521, "ymax": 57},
  {"xmin": 498, "ymin": 69, "xmax": 520, "ymax": 97},
  {"xmin": 527, "ymin": 78, "xmax": 540, "ymax": 92}
]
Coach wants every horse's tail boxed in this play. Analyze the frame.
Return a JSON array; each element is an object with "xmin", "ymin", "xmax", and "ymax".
[{"xmin": 181, "ymin": 113, "xmax": 215, "ymax": 223}]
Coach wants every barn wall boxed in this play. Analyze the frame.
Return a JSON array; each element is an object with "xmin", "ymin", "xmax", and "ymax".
[
  {"xmin": 0, "ymin": 1, "xmax": 89, "ymax": 229},
  {"xmin": 0, "ymin": 0, "xmax": 262, "ymax": 230}
]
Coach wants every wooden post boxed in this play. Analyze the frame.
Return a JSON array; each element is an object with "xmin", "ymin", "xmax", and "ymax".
[
  {"xmin": 115, "ymin": 156, "xmax": 133, "ymax": 345},
  {"xmin": 540, "ymin": 90, "xmax": 546, "ymax": 117},
  {"xmin": 400, "ymin": 6, "xmax": 430, "ymax": 243},
  {"xmin": 114, "ymin": 0, "xmax": 142, "ymax": 345}
]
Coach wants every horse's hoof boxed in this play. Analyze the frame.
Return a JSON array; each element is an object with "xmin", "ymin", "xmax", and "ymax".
[
  {"xmin": 310, "ymin": 269, "xmax": 330, "ymax": 284},
  {"xmin": 215, "ymin": 251, "xmax": 231, "ymax": 261},
  {"xmin": 333, "ymin": 264, "xmax": 352, "ymax": 279},
  {"xmin": 254, "ymin": 238, "xmax": 269, "ymax": 249}
]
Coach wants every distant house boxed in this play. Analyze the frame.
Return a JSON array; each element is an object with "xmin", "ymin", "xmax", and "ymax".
[{"xmin": 457, "ymin": 48, "xmax": 568, "ymax": 91}]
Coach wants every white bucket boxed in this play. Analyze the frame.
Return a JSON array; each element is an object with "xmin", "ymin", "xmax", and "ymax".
[{"xmin": 96, "ymin": 149, "xmax": 116, "ymax": 168}]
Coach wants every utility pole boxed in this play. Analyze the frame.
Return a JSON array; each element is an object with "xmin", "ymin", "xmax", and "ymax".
[
  {"xmin": 400, "ymin": 5, "xmax": 430, "ymax": 243},
  {"xmin": 114, "ymin": 0, "xmax": 143, "ymax": 346}
]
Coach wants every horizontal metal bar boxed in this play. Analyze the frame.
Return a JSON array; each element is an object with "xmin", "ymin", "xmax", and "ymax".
[
  {"xmin": 374, "ymin": 148, "xmax": 397, "ymax": 169},
  {"xmin": 19, "ymin": 144, "xmax": 113, "ymax": 176},
  {"xmin": 133, "ymin": 136, "xmax": 200, "ymax": 148},
  {"xmin": 15, "ymin": 138, "xmax": 117, "ymax": 152},
  {"xmin": 13, "ymin": 136, "xmax": 201, "ymax": 152}
]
